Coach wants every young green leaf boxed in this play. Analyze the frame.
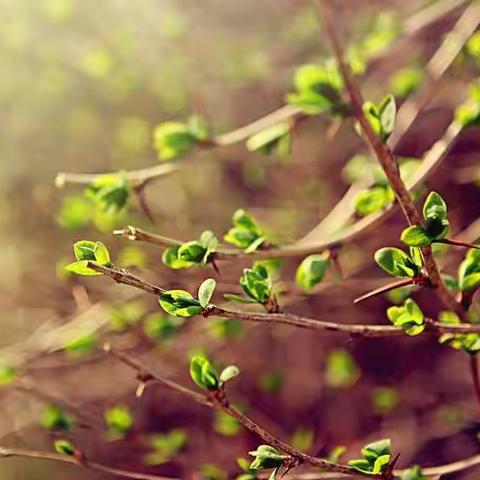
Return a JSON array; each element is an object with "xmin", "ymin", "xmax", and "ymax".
[
  {"xmin": 358, "ymin": 95, "xmax": 396, "ymax": 143},
  {"xmin": 374, "ymin": 247, "xmax": 421, "ymax": 278},
  {"xmin": 246, "ymin": 122, "xmax": 290, "ymax": 156},
  {"xmin": 387, "ymin": 299, "xmax": 425, "ymax": 336},
  {"xmin": 162, "ymin": 245, "xmax": 194, "ymax": 269},
  {"xmin": 159, "ymin": 290, "xmax": 203, "ymax": 317},
  {"xmin": 239, "ymin": 263, "xmax": 272, "ymax": 305},
  {"xmin": 219, "ymin": 365, "xmax": 240, "ymax": 385},
  {"xmin": 422, "ymin": 191, "xmax": 449, "ymax": 239},
  {"xmin": 54, "ymin": 439, "xmax": 76, "ymax": 456},
  {"xmin": 104, "ymin": 405, "xmax": 133, "ymax": 436},
  {"xmin": 198, "ymin": 278, "xmax": 216, "ymax": 308},
  {"xmin": 42, "ymin": 405, "xmax": 74, "ymax": 431},
  {"xmin": 348, "ymin": 439, "xmax": 391, "ymax": 474},
  {"xmin": 295, "ymin": 253, "xmax": 330, "ymax": 292},
  {"xmin": 249, "ymin": 445, "xmax": 286, "ymax": 470},
  {"xmin": 400, "ymin": 226, "xmax": 431, "ymax": 247},
  {"xmin": 353, "ymin": 186, "xmax": 394, "ymax": 216},
  {"xmin": 189, "ymin": 355, "xmax": 219, "ymax": 390},
  {"xmin": 65, "ymin": 260, "xmax": 102, "ymax": 276},
  {"xmin": 86, "ymin": 174, "xmax": 130, "ymax": 214},
  {"xmin": 400, "ymin": 466, "xmax": 427, "ymax": 480},
  {"xmin": 153, "ymin": 121, "xmax": 204, "ymax": 161},
  {"xmin": 458, "ymin": 249, "xmax": 480, "ymax": 291},
  {"xmin": 224, "ymin": 209, "xmax": 264, "ymax": 252},
  {"xmin": 439, "ymin": 311, "xmax": 480, "ymax": 354}
]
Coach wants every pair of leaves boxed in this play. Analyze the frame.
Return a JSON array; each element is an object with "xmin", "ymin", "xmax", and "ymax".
[
  {"xmin": 85, "ymin": 174, "xmax": 130, "ymax": 215},
  {"xmin": 374, "ymin": 247, "xmax": 422, "ymax": 278},
  {"xmin": 458, "ymin": 249, "xmax": 480, "ymax": 291},
  {"xmin": 224, "ymin": 209, "xmax": 265, "ymax": 252},
  {"xmin": 249, "ymin": 445, "xmax": 286, "ymax": 472},
  {"xmin": 238, "ymin": 263, "xmax": 272, "ymax": 305},
  {"xmin": 189, "ymin": 354, "xmax": 239, "ymax": 391},
  {"xmin": 159, "ymin": 278, "xmax": 216, "ymax": 317},
  {"xmin": 358, "ymin": 94, "xmax": 396, "ymax": 143},
  {"xmin": 162, "ymin": 231, "xmax": 219, "ymax": 269},
  {"xmin": 295, "ymin": 253, "xmax": 330, "ymax": 292},
  {"xmin": 287, "ymin": 61, "xmax": 346, "ymax": 116},
  {"xmin": 65, "ymin": 240, "xmax": 111, "ymax": 276},
  {"xmin": 438, "ymin": 311, "xmax": 480, "ymax": 355},
  {"xmin": 153, "ymin": 116, "xmax": 209, "ymax": 161},
  {"xmin": 387, "ymin": 299, "xmax": 425, "ymax": 336},
  {"xmin": 246, "ymin": 122, "xmax": 290, "ymax": 158},
  {"xmin": 348, "ymin": 438, "xmax": 391, "ymax": 475},
  {"xmin": 401, "ymin": 192, "xmax": 449, "ymax": 247}
]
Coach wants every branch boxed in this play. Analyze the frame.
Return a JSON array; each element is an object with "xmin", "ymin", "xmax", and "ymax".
[
  {"xmin": 318, "ymin": 0, "xmax": 466, "ymax": 321},
  {"xmin": 0, "ymin": 446, "xmax": 176, "ymax": 480},
  {"xmin": 90, "ymin": 263, "xmax": 480, "ymax": 337},
  {"xmin": 104, "ymin": 345, "xmax": 380, "ymax": 479}
]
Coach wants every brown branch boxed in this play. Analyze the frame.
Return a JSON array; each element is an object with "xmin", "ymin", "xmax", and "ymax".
[
  {"xmin": 318, "ymin": 0, "xmax": 465, "ymax": 321},
  {"xmin": 353, "ymin": 278, "xmax": 415, "ymax": 304},
  {"xmin": 104, "ymin": 345, "xmax": 379, "ymax": 479},
  {"xmin": 91, "ymin": 263, "xmax": 480, "ymax": 337},
  {"xmin": 0, "ymin": 446, "xmax": 176, "ymax": 480},
  {"xmin": 436, "ymin": 238, "xmax": 480, "ymax": 250}
]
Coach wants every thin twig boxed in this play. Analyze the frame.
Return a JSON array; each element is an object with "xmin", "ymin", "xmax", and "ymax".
[{"xmin": 0, "ymin": 446, "xmax": 176, "ymax": 480}]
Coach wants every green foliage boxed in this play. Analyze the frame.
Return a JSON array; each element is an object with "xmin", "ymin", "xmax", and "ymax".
[
  {"xmin": 219, "ymin": 365, "xmax": 240, "ymax": 384},
  {"xmin": 239, "ymin": 263, "xmax": 273, "ymax": 305},
  {"xmin": 438, "ymin": 311, "xmax": 480, "ymax": 355},
  {"xmin": 109, "ymin": 300, "xmax": 145, "ymax": 331},
  {"xmin": 290, "ymin": 427, "xmax": 314, "ymax": 452},
  {"xmin": 163, "ymin": 231, "xmax": 219, "ymax": 268},
  {"xmin": 354, "ymin": 186, "xmax": 394, "ymax": 216},
  {"xmin": 54, "ymin": 439, "xmax": 75, "ymax": 456},
  {"xmin": 159, "ymin": 290, "xmax": 203, "ymax": 317},
  {"xmin": 348, "ymin": 439, "xmax": 391, "ymax": 475},
  {"xmin": 401, "ymin": 192, "xmax": 449, "ymax": 247},
  {"xmin": 189, "ymin": 355, "xmax": 219, "ymax": 390},
  {"xmin": 455, "ymin": 82, "xmax": 480, "ymax": 127},
  {"xmin": 153, "ymin": 116, "xmax": 208, "ymax": 161},
  {"xmin": 65, "ymin": 240, "xmax": 111, "ymax": 275},
  {"xmin": 287, "ymin": 60, "xmax": 346, "ymax": 116},
  {"xmin": 144, "ymin": 429, "xmax": 187, "ymax": 465},
  {"xmin": 325, "ymin": 349, "xmax": 359, "ymax": 388},
  {"xmin": 358, "ymin": 94, "xmax": 396, "ymax": 143},
  {"xmin": 295, "ymin": 253, "xmax": 330, "ymax": 292},
  {"xmin": 199, "ymin": 464, "xmax": 228, "ymax": 480},
  {"xmin": 400, "ymin": 466, "xmax": 427, "ymax": 480},
  {"xmin": 374, "ymin": 247, "xmax": 422, "ymax": 278},
  {"xmin": 42, "ymin": 405, "xmax": 74, "ymax": 431},
  {"xmin": 249, "ymin": 445, "xmax": 286, "ymax": 471},
  {"xmin": 57, "ymin": 195, "xmax": 92, "ymax": 230},
  {"xmin": 372, "ymin": 387, "xmax": 399, "ymax": 415},
  {"xmin": 208, "ymin": 318, "xmax": 243, "ymax": 340},
  {"xmin": 118, "ymin": 245, "xmax": 148, "ymax": 268},
  {"xmin": 214, "ymin": 410, "xmax": 241, "ymax": 436},
  {"xmin": 390, "ymin": 67, "xmax": 423, "ymax": 97},
  {"xmin": 104, "ymin": 405, "xmax": 133, "ymax": 438},
  {"xmin": 0, "ymin": 365, "xmax": 16, "ymax": 386},
  {"xmin": 86, "ymin": 174, "xmax": 130, "ymax": 214},
  {"xmin": 458, "ymin": 249, "xmax": 480, "ymax": 291},
  {"xmin": 143, "ymin": 314, "xmax": 184, "ymax": 341},
  {"xmin": 198, "ymin": 278, "xmax": 216, "ymax": 308},
  {"xmin": 387, "ymin": 299, "xmax": 425, "ymax": 336},
  {"xmin": 224, "ymin": 209, "xmax": 265, "ymax": 252},
  {"xmin": 246, "ymin": 122, "xmax": 290, "ymax": 158}
]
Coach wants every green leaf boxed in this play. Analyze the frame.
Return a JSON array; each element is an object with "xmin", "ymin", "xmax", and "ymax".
[
  {"xmin": 159, "ymin": 290, "xmax": 203, "ymax": 317},
  {"xmin": 400, "ymin": 466, "xmax": 427, "ymax": 480},
  {"xmin": 325, "ymin": 349, "xmax": 359, "ymax": 388},
  {"xmin": 379, "ymin": 94, "xmax": 396, "ymax": 141},
  {"xmin": 189, "ymin": 355, "xmax": 219, "ymax": 390},
  {"xmin": 214, "ymin": 411, "xmax": 241, "ymax": 436},
  {"xmin": 57, "ymin": 195, "xmax": 92, "ymax": 230},
  {"xmin": 42, "ymin": 405, "xmax": 74, "ymax": 431},
  {"xmin": 390, "ymin": 67, "xmax": 423, "ymax": 97},
  {"xmin": 73, "ymin": 240, "xmax": 97, "ymax": 261},
  {"xmin": 295, "ymin": 253, "xmax": 330, "ymax": 292},
  {"xmin": 198, "ymin": 278, "xmax": 216, "ymax": 308},
  {"xmin": 153, "ymin": 121, "xmax": 200, "ymax": 161},
  {"xmin": 224, "ymin": 209, "xmax": 264, "ymax": 251},
  {"xmin": 144, "ymin": 429, "xmax": 187, "ymax": 465},
  {"xmin": 240, "ymin": 263, "xmax": 272, "ymax": 304},
  {"xmin": 349, "ymin": 438, "xmax": 391, "ymax": 475},
  {"xmin": 54, "ymin": 439, "xmax": 75, "ymax": 456},
  {"xmin": 400, "ymin": 226, "xmax": 431, "ymax": 247},
  {"xmin": 65, "ymin": 260, "xmax": 101, "ymax": 276},
  {"xmin": 249, "ymin": 445, "xmax": 285, "ymax": 470},
  {"xmin": 86, "ymin": 175, "xmax": 130, "ymax": 214},
  {"xmin": 162, "ymin": 245, "xmax": 194, "ymax": 269},
  {"xmin": 353, "ymin": 186, "xmax": 393, "ymax": 216},
  {"xmin": 439, "ymin": 310, "xmax": 480, "ymax": 354},
  {"xmin": 374, "ymin": 247, "xmax": 420, "ymax": 278},
  {"xmin": 177, "ymin": 241, "xmax": 208, "ymax": 264},
  {"xmin": 219, "ymin": 365, "xmax": 240, "ymax": 384},
  {"xmin": 458, "ymin": 249, "xmax": 480, "ymax": 291},
  {"xmin": 94, "ymin": 241, "xmax": 111, "ymax": 265},
  {"xmin": 0, "ymin": 365, "xmax": 16, "ymax": 386},
  {"xmin": 423, "ymin": 191, "xmax": 447, "ymax": 220},
  {"xmin": 104, "ymin": 405, "xmax": 133, "ymax": 435},
  {"xmin": 387, "ymin": 299, "xmax": 425, "ymax": 336}
]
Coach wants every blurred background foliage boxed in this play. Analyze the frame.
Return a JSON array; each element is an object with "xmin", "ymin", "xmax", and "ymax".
[{"xmin": 3, "ymin": 0, "xmax": 480, "ymax": 479}]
